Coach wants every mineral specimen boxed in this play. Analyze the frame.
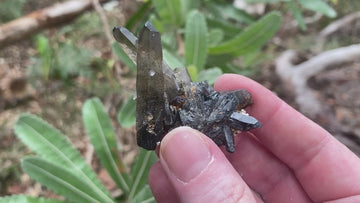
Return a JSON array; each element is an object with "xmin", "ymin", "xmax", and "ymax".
[{"xmin": 113, "ymin": 22, "xmax": 261, "ymax": 153}]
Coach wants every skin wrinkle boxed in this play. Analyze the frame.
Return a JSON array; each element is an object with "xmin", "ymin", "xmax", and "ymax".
[
  {"xmin": 323, "ymin": 194, "xmax": 360, "ymax": 203},
  {"xmin": 292, "ymin": 131, "xmax": 332, "ymax": 172}
]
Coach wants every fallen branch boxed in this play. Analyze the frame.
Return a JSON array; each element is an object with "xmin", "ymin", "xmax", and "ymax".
[
  {"xmin": 319, "ymin": 11, "xmax": 360, "ymax": 38},
  {"xmin": 275, "ymin": 44, "xmax": 360, "ymax": 114},
  {"xmin": 0, "ymin": 0, "xmax": 110, "ymax": 48}
]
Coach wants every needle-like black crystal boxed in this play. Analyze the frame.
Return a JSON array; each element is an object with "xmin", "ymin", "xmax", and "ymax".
[{"xmin": 113, "ymin": 22, "xmax": 262, "ymax": 153}]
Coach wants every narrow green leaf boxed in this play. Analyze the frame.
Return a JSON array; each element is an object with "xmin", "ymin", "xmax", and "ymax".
[
  {"xmin": 244, "ymin": 0, "xmax": 285, "ymax": 3},
  {"xmin": 207, "ymin": 29, "xmax": 224, "ymax": 47},
  {"xmin": 206, "ymin": 54, "xmax": 234, "ymax": 68},
  {"xmin": 185, "ymin": 10, "xmax": 208, "ymax": 71},
  {"xmin": 196, "ymin": 67, "xmax": 223, "ymax": 85},
  {"xmin": 208, "ymin": 12, "xmax": 281, "ymax": 56},
  {"xmin": 130, "ymin": 185, "xmax": 156, "ymax": 203},
  {"xmin": 125, "ymin": 0, "xmax": 152, "ymax": 31},
  {"xmin": 181, "ymin": 0, "xmax": 200, "ymax": 20},
  {"xmin": 117, "ymin": 96, "xmax": 136, "ymax": 128},
  {"xmin": 128, "ymin": 149, "xmax": 157, "ymax": 201},
  {"xmin": 163, "ymin": 49, "xmax": 183, "ymax": 69},
  {"xmin": 112, "ymin": 42, "xmax": 136, "ymax": 71},
  {"xmin": 14, "ymin": 114, "xmax": 112, "ymax": 202},
  {"xmin": 287, "ymin": 2, "xmax": 306, "ymax": 31},
  {"xmin": 206, "ymin": 17, "xmax": 243, "ymax": 40},
  {"xmin": 187, "ymin": 65, "xmax": 198, "ymax": 81},
  {"xmin": 82, "ymin": 98, "xmax": 130, "ymax": 193},
  {"xmin": 297, "ymin": 0, "xmax": 337, "ymax": 18},
  {"xmin": 245, "ymin": 0, "xmax": 291, "ymax": 3},
  {"xmin": 205, "ymin": 1, "xmax": 254, "ymax": 25},
  {"xmin": 153, "ymin": 0, "xmax": 182, "ymax": 26},
  {"xmin": 22, "ymin": 157, "xmax": 112, "ymax": 203},
  {"xmin": 0, "ymin": 194, "xmax": 67, "ymax": 203}
]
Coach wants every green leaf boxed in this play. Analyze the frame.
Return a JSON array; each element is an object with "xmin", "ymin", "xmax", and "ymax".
[
  {"xmin": 125, "ymin": 0, "xmax": 152, "ymax": 31},
  {"xmin": 297, "ymin": 0, "xmax": 336, "ymax": 18},
  {"xmin": 185, "ymin": 10, "xmax": 208, "ymax": 71},
  {"xmin": 206, "ymin": 54, "xmax": 234, "ymax": 68},
  {"xmin": 181, "ymin": 0, "xmax": 200, "ymax": 20},
  {"xmin": 112, "ymin": 42, "xmax": 136, "ymax": 71},
  {"xmin": 287, "ymin": 2, "xmax": 306, "ymax": 31},
  {"xmin": 128, "ymin": 149, "xmax": 157, "ymax": 201},
  {"xmin": 22, "ymin": 157, "xmax": 113, "ymax": 203},
  {"xmin": 208, "ymin": 11, "xmax": 281, "ymax": 56},
  {"xmin": 163, "ymin": 49, "xmax": 183, "ymax": 69},
  {"xmin": 130, "ymin": 185, "xmax": 156, "ymax": 203},
  {"xmin": 0, "ymin": 195, "xmax": 67, "ymax": 203},
  {"xmin": 244, "ymin": 0, "xmax": 285, "ymax": 3},
  {"xmin": 205, "ymin": 1, "xmax": 254, "ymax": 25},
  {"xmin": 14, "ymin": 114, "xmax": 112, "ymax": 202},
  {"xmin": 196, "ymin": 67, "xmax": 223, "ymax": 85},
  {"xmin": 207, "ymin": 29, "xmax": 224, "ymax": 47},
  {"xmin": 117, "ymin": 96, "xmax": 136, "ymax": 128},
  {"xmin": 187, "ymin": 65, "xmax": 198, "ymax": 81},
  {"xmin": 206, "ymin": 17, "xmax": 242, "ymax": 40},
  {"xmin": 82, "ymin": 98, "xmax": 130, "ymax": 193},
  {"xmin": 152, "ymin": 0, "xmax": 182, "ymax": 26}
]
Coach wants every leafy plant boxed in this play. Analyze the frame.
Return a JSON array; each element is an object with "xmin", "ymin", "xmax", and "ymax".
[
  {"xmin": 0, "ymin": 98, "xmax": 157, "ymax": 203},
  {"xmin": 244, "ymin": 0, "xmax": 336, "ymax": 30},
  {"xmin": 114, "ymin": 0, "xmax": 282, "ymax": 84},
  {"xmin": 28, "ymin": 35, "xmax": 94, "ymax": 81}
]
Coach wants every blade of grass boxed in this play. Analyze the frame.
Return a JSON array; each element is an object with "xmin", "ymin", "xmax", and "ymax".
[{"xmin": 83, "ymin": 98, "xmax": 130, "ymax": 193}]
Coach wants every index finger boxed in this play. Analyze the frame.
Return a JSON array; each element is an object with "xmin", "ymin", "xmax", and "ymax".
[{"xmin": 214, "ymin": 74, "xmax": 360, "ymax": 202}]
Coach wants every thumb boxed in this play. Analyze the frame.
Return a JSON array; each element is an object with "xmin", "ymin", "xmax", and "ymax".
[{"xmin": 159, "ymin": 127, "xmax": 259, "ymax": 202}]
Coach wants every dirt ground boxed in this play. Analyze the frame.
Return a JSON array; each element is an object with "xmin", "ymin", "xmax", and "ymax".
[{"xmin": 1, "ymin": 1, "xmax": 360, "ymax": 199}]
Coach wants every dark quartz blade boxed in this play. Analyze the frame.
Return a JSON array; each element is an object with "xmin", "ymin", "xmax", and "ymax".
[
  {"xmin": 113, "ymin": 24, "xmax": 180, "ymax": 102},
  {"xmin": 136, "ymin": 22, "xmax": 165, "ymax": 150}
]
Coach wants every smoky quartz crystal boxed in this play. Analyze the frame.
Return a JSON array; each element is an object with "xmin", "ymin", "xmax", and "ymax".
[{"xmin": 113, "ymin": 22, "xmax": 261, "ymax": 153}]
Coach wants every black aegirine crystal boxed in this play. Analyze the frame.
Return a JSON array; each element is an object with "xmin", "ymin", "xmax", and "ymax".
[{"xmin": 113, "ymin": 22, "xmax": 261, "ymax": 153}]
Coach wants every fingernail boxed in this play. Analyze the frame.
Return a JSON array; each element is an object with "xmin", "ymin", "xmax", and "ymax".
[{"xmin": 160, "ymin": 127, "xmax": 211, "ymax": 182}]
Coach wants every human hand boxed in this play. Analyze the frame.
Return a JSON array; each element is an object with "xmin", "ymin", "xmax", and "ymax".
[{"xmin": 148, "ymin": 74, "xmax": 360, "ymax": 203}]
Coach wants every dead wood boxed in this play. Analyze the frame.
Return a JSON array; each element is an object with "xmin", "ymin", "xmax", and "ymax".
[
  {"xmin": 320, "ymin": 11, "xmax": 360, "ymax": 38},
  {"xmin": 275, "ymin": 44, "xmax": 360, "ymax": 115},
  {"xmin": 0, "ymin": 0, "xmax": 110, "ymax": 49}
]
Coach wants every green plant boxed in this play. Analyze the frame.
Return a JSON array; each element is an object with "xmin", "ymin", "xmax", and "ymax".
[
  {"xmin": 244, "ymin": 0, "xmax": 336, "ymax": 30},
  {"xmin": 114, "ymin": 0, "xmax": 282, "ymax": 84},
  {"xmin": 0, "ymin": 98, "xmax": 157, "ymax": 203},
  {"xmin": 0, "ymin": 0, "xmax": 26, "ymax": 23},
  {"xmin": 28, "ymin": 35, "xmax": 94, "ymax": 81}
]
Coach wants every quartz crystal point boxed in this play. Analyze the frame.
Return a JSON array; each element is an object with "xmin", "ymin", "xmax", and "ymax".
[{"xmin": 113, "ymin": 22, "xmax": 262, "ymax": 152}]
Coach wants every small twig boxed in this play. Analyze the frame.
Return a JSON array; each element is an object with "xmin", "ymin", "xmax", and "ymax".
[
  {"xmin": 91, "ymin": 0, "xmax": 121, "ymax": 81},
  {"xmin": 91, "ymin": 0, "xmax": 113, "ymax": 46},
  {"xmin": 315, "ymin": 11, "xmax": 360, "ymax": 51},
  {"xmin": 320, "ymin": 11, "xmax": 360, "ymax": 38},
  {"xmin": 0, "ymin": 0, "xmax": 111, "ymax": 49}
]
